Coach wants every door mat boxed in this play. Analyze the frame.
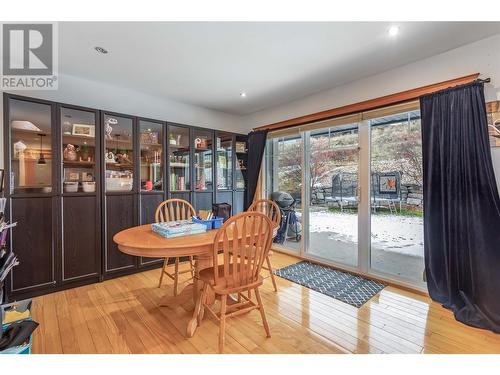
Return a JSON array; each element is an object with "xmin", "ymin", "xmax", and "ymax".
[{"xmin": 274, "ymin": 261, "xmax": 385, "ymax": 308}]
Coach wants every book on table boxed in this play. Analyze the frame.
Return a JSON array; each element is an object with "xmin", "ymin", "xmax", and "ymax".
[{"xmin": 151, "ymin": 220, "xmax": 206, "ymax": 238}]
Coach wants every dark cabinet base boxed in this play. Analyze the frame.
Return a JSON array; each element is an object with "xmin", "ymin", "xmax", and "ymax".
[
  {"xmin": 62, "ymin": 195, "xmax": 100, "ymax": 283},
  {"xmin": 139, "ymin": 193, "xmax": 165, "ymax": 267},
  {"xmin": 104, "ymin": 194, "xmax": 137, "ymax": 274},
  {"xmin": 8, "ymin": 197, "xmax": 55, "ymax": 296}
]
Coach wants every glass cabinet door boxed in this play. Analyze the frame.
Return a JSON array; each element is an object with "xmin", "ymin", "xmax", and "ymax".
[
  {"xmin": 9, "ymin": 99, "xmax": 53, "ymax": 194},
  {"xmin": 216, "ymin": 132, "xmax": 233, "ymax": 190},
  {"xmin": 193, "ymin": 129, "xmax": 213, "ymax": 191},
  {"xmin": 234, "ymin": 136, "xmax": 248, "ymax": 190},
  {"xmin": 139, "ymin": 120, "xmax": 163, "ymax": 191},
  {"xmin": 168, "ymin": 125, "xmax": 190, "ymax": 191},
  {"xmin": 104, "ymin": 114, "xmax": 134, "ymax": 192},
  {"xmin": 61, "ymin": 107, "xmax": 97, "ymax": 193}
]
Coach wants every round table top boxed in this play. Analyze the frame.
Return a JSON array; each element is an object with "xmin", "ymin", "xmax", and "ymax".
[{"xmin": 113, "ymin": 224, "xmax": 219, "ymax": 258}]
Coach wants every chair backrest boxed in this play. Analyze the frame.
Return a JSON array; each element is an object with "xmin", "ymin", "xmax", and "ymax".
[
  {"xmin": 247, "ymin": 199, "xmax": 281, "ymax": 228},
  {"xmin": 212, "ymin": 212, "xmax": 273, "ymax": 290},
  {"xmin": 155, "ymin": 199, "xmax": 196, "ymax": 223}
]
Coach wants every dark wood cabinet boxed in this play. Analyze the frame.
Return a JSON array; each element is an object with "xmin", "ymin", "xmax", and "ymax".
[
  {"xmin": 214, "ymin": 131, "xmax": 248, "ymax": 215},
  {"xmin": 104, "ymin": 194, "xmax": 137, "ymax": 274},
  {"xmin": 139, "ymin": 193, "xmax": 164, "ymax": 266},
  {"xmin": 62, "ymin": 195, "xmax": 100, "ymax": 282},
  {"xmin": 60, "ymin": 104, "xmax": 101, "ymax": 285},
  {"xmin": 140, "ymin": 193, "xmax": 164, "ymax": 224},
  {"xmin": 9, "ymin": 197, "xmax": 55, "ymax": 294},
  {"xmin": 233, "ymin": 191, "xmax": 246, "ymax": 214},
  {"xmin": 170, "ymin": 191, "xmax": 191, "ymax": 203},
  {"xmin": 3, "ymin": 93, "xmax": 247, "ymax": 300},
  {"xmin": 194, "ymin": 191, "xmax": 213, "ymax": 211}
]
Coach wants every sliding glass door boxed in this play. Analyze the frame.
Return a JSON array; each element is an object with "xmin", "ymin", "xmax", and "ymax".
[
  {"xmin": 305, "ymin": 124, "xmax": 359, "ymax": 267},
  {"xmin": 264, "ymin": 104, "xmax": 425, "ymax": 289},
  {"xmin": 264, "ymin": 133, "xmax": 303, "ymax": 254},
  {"xmin": 369, "ymin": 111, "xmax": 425, "ymax": 287}
]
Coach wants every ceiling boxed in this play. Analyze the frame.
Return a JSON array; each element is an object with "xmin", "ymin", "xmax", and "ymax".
[{"xmin": 59, "ymin": 22, "xmax": 500, "ymax": 115}]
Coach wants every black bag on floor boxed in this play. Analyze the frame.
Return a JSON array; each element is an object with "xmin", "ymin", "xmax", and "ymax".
[{"xmin": 212, "ymin": 203, "xmax": 231, "ymax": 222}]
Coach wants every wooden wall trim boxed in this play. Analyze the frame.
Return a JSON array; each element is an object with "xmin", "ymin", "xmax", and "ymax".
[{"xmin": 254, "ymin": 73, "xmax": 480, "ymax": 132}]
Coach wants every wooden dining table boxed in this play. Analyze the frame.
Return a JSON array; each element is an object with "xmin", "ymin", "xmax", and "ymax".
[{"xmin": 113, "ymin": 223, "xmax": 278, "ymax": 338}]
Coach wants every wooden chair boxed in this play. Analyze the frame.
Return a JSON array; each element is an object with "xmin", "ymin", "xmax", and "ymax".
[
  {"xmin": 193, "ymin": 211, "xmax": 274, "ymax": 353},
  {"xmin": 155, "ymin": 199, "xmax": 196, "ymax": 296},
  {"xmin": 247, "ymin": 199, "xmax": 281, "ymax": 292}
]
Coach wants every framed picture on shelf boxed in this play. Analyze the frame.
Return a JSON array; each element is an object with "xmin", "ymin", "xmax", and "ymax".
[
  {"xmin": 72, "ymin": 124, "xmax": 95, "ymax": 137},
  {"xmin": 140, "ymin": 131, "xmax": 159, "ymax": 145},
  {"xmin": 65, "ymin": 171, "xmax": 80, "ymax": 181},
  {"xmin": 82, "ymin": 172, "xmax": 94, "ymax": 182}
]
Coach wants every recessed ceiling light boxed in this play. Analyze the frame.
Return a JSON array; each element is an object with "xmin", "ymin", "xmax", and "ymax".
[
  {"xmin": 388, "ymin": 26, "xmax": 400, "ymax": 37},
  {"xmin": 94, "ymin": 46, "xmax": 108, "ymax": 54},
  {"xmin": 240, "ymin": 92, "xmax": 247, "ymax": 98}
]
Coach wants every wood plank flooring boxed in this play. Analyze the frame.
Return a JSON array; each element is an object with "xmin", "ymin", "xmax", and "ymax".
[{"xmin": 30, "ymin": 252, "xmax": 500, "ymax": 354}]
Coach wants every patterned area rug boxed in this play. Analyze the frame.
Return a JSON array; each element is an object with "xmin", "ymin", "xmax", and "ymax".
[{"xmin": 274, "ymin": 261, "xmax": 385, "ymax": 308}]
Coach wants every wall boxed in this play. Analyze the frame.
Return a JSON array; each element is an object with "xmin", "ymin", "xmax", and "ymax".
[
  {"xmin": 244, "ymin": 33, "xmax": 500, "ymax": 190},
  {"xmin": 0, "ymin": 72, "xmax": 246, "ymax": 169}
]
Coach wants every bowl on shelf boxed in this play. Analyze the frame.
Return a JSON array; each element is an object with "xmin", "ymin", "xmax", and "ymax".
[
  {"xmin": 106, "ymin": 177, "xmax": 133, "ymax": 192},
  {"xmin": 63, "ymin": 181, "xmax": 79, "ymax": 193},
  {"xmin": 82, "ymin": 181, "xmax": 96, "ymax": 193}
]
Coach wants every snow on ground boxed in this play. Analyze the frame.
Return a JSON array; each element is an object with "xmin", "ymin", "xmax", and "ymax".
[{"xmin": 303, "ymin": 210, "xmax": 424, "ymax": 257}]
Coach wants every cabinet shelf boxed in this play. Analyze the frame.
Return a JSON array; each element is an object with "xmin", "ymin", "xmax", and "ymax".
[
  {"xmin": 140, "ymin": 143, "xmax": 162, "ymax": 148},
  {"xmin": 170, "ymin": 162, "xmax": 189, "ymax": 168},
  {"xmin": 169, "ymin": 144, "xmax": 189, "ymax": 150},
  {"xmin": 105, "ymin": 162, "xmax": 133, "ymax": 171},
  {"xmin": 63, "ymin": 160, "xmax": 95, "ymax": 167}
]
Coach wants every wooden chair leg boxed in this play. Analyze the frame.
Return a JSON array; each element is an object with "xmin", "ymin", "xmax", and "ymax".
[
  {"xmin": 192, "ymin": 282, "xmax": 206, "ymax": 325},
  {"xmin": 219, "ymin": 295, "xmax": 227, "ymax": 353},
  {"xmin": 173, "ymin": 257, "xmax": 180, "ymax": 296},
  {"xmin": 158, "ymin": 257, "xmax": 169, "ymax": 288},
  {"xmin": 254, "ymin": 288, "xmax": 271, "ymax": 338},
  {"xmin": 266, "ymin": 256, "xmax": 278, "ymax": 292}
]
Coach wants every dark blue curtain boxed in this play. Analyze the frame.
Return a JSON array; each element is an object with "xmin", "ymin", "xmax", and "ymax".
[
  {"xmin": 245, "ymin": 129, "xmax": 268, "ymax": 210},
  {"xmin": 420, "ymin": 81, "xmax": 500, "ymax": 332}
]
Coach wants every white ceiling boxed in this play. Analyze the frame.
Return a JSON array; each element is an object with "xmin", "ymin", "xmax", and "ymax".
[{"xmin": 59, "ymin": 22, "xmax": 500, "ymax": 115}]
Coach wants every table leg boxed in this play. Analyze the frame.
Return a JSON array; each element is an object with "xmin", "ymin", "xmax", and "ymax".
[{"xmin": 187, "ymin": 253, "xmax": 214, "ymax": 337}]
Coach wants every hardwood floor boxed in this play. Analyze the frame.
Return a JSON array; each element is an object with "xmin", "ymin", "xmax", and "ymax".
[{"xmin": 31, "ymin": 252, "xmax": 500, "ymax": 354}]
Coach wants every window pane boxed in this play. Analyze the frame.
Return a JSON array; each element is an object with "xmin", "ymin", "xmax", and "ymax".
[
  {"xmin": 306, "ymin": 124, "xmax": 359, "ymax": 267},
  {"xmin": 266, "ymin": 135, "xmax": 303, "ymax": 253},
  {"xmin": 10, "ymin": 99, "xmax": 53, "ymax": 194},
  {"xmin": 193, "ymin": 129, "xmax": 213, "ymax": 191},
  {"xmin": 104, "ymin": 114, "xmax": 134, "ymax": 192},
  {"xmin": 216, "ymin": 132, "xmax": 232, "ymax": 190},
  {"xmin": 61, "ymin": 107, "xmax": 96, "ymax": 193},
  {"xmin": 168, "ymin": 125, "xmax": 190, "ymax": 191},
  {"xmin": 234, "ymin": 136, "xmax": 247, "ymax": 190},
  {"xmin": 140, "ymin": 120, "xmax": 163, "ymax": 191},
  {"xmin": 370, "ymin": 111, "xmax": 425, "ymax": 286}
]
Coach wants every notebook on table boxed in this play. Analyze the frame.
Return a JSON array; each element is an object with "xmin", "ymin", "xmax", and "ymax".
[{"xmin": 151, "ymin": 220, "xmax": 207, "ymax": 238}]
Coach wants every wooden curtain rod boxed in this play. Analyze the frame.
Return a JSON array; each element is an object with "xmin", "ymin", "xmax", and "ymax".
[{"xmin": 254, "ymin": 73, "xmax": 480, "ymax": 132}]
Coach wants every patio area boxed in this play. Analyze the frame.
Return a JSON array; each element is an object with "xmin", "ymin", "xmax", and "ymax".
[{"xmin": 275, "ymin": 207, "xmax": 425, "ymax": 285}]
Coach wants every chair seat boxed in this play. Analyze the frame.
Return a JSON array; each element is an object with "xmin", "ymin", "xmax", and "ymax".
[{"xmin": 199, "ymin": 265, "xmax": 263, "ymax": 292}]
